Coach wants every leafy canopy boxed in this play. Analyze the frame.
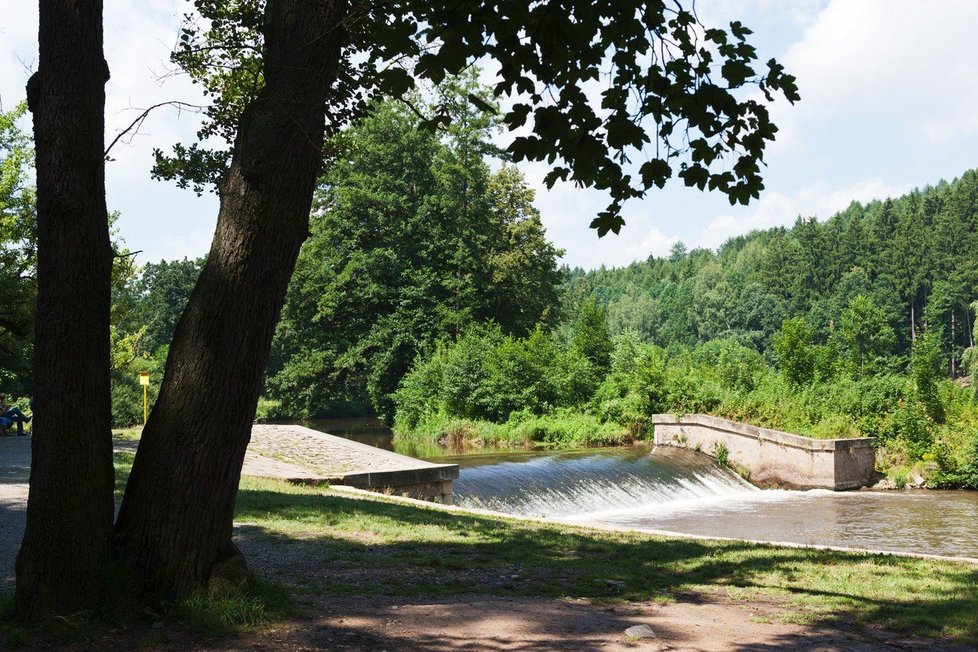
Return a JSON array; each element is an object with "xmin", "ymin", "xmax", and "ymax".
[
  {"xmin": 155, "ymin": 0, "xmax": 798, "ymax": 235},
  {"xmin": 266, "ymin": 82, "xmax": 564, "ymax": 418},
  {"xmin": 0, "ymin": 103, "xmax": 36, "ymax": 397}
]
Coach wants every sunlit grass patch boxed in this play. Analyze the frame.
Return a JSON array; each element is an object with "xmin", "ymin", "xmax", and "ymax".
[
  {"xmin": 175, "ymin": 577, "xmax": 292, "ymax": 638},
  {"xmin": 112, "ymin": 427, "xmax": 143, "ymax": 442},
  {"xmin": 114, "ymin": 451, "xmax": 135, "ymax": 500}
]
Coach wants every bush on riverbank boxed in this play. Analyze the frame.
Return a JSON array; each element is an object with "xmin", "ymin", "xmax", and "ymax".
[
  {"xmin": 394, "ymin": 324, "xmax": 978, "ymax": 482},
  {"xmin": 398, "ymin": 409, "xmax": 633, "ymax": 449}
]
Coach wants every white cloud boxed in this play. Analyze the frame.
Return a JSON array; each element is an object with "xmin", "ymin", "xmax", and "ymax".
[
  {"xmin": 519, "ymin": 162, "xmax": 679, "ymax": 269},
  {"xmin": 4, "ymin": 0, "xmax": 976, "ymax": 273},
  {"xmin": 694, "ymin": 177, "xmax": 908, "ymax": 250},
  {"xmin": 772, "ymin": 0, "xmax": 978, "ymax": 148},
  {"xmin": 144, "ymin": 226, "xmax": 214, "ymax": 264}
]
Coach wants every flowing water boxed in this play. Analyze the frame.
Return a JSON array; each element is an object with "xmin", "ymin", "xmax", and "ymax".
[
  {"xmin": 443, "ymin": 446, "xmax": 757, "ymax": 518},
  {"xmin": 299, "ymin": 418, "xmax": 978, "ymax": 559}
]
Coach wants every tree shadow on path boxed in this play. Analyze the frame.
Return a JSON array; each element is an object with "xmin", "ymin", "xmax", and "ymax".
[{"xmin": 232, "ymin": 487, "xmax": 978, "ymax": 650}]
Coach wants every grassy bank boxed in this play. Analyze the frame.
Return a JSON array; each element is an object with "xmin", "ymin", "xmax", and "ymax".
[
  {"xmin": 234, "ymin": 476, "xmax": 978, "ymax": 644},
  {"xmin": 9, "ymin": 455, "xmax": 976, "ymax": 647}
]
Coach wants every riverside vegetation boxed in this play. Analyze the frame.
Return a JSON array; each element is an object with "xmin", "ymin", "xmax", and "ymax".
[
  {"xmin": 5, "ymin": 88, "xmax": 978, "ymax": 488},
  {"xmin": 392, "ymin": 168, "xmax": 978, "ymax": 489},
  {"xmin": 101, "ymin": 126, "xmax": 978, "ymax": 488}
]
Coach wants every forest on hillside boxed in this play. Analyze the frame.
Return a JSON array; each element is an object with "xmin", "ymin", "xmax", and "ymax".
[
  {"xmin": 395, "ymin": 170, "xmax": 978, "ymax": 488},
  {"xmin": 567, "ymin": 170, "xmax": 978, "ymax": 372},
  {"xmin": 4, "ymin": 91, "xmax": 978, "ymax": 488}
]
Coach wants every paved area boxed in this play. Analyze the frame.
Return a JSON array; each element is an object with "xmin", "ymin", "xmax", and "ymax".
[
  {"xmin": 246, "ymin": 424, "xmax": 450, "ymax": 480},
  {"xmin": 0, "ymin": 425, "xmax": 456, "ymax": 592},
  {"xmin": 0, "ymin": 435, "xmax": 30, "ymax": 593}
]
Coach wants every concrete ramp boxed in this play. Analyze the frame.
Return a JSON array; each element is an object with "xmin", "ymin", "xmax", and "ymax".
[{"xmin": 245, "ymin": 424, "xmax": 458, "ymax": 504}]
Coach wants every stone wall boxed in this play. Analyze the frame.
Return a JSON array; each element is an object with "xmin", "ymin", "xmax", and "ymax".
[{"xmin": 652, "ymin": 414, "xmax": 875, "ymax": 490}]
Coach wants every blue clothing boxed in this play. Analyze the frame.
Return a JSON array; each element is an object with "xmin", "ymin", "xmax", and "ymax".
[{"xmin": 2, "ymin": 408, "xmax": 29, "ymax": 436}]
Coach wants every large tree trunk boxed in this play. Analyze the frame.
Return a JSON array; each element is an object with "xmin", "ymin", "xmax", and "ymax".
[
  {"xmin": 16, "ymin": 0, "xmax": 114, "ymax": 618},
  {"xmin": 114, "ymin": 0, "xmax": 347, "ymax": 597}
]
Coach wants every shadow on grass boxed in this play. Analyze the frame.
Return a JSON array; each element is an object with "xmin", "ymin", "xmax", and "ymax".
[{"xmin": 234, "ymin": 486, "xmax": 978, "ymax": 648}]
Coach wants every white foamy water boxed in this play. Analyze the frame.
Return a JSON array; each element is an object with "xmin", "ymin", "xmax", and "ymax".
[
  {"xmin": 452, "ymin": 446, "xmax": 757, "ymax": 518},
  {"xmin": 450, "ymin": 446, "xmax": 978, "ymax": 559}
]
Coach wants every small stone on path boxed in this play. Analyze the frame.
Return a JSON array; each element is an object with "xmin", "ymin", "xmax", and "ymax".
[{"xmin": 625, "ymin": 624, "xmax": 656, "ymax": 639}]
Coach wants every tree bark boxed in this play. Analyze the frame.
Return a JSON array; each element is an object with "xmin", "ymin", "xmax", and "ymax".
[
  {"xmin": 16, "ymin": 0, "xmax": 114, "ymax": 618},
  {"xmin": 951, "ymin": 310, "xmax": 956, "ymax": 377},
  {"xmin": 910, "ymin": 300, "xmax": 916, "ymax": 342},
  {"xmin": 114, "ymin": 0, "xmax": 347, "ymax": 597}
]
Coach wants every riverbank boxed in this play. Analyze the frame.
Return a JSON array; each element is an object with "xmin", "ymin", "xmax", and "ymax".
[
  {"xmin": 4, "ymin": 446, "xmax": 978, "ymax": 649},
  {"xmin": 394, "ymin": 406, "xmax": 978, "ymax": 490},
  {"xmin": 394, "ymin": 410, "xmax": 637, "ymax": 451}
]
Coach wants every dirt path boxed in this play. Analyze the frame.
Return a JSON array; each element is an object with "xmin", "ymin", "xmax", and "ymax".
[
  {"xmin": 0, "ymin": 436, "xmax": 30, "ymax": 594},
  {"xmin": 222, "ymin": 593, "xmax": 971, "ymax": 651},
  {"xmin": 230, "ymin": 525, "xmax": 974, "ymax": 651}
]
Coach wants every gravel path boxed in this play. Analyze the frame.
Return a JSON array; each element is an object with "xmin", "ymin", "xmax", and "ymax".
[
  {"xmin": 0, "ymin": 436, "xmax": 30, "ymax": 593},
  {"xmin": 247, "ymin": 424, "xmax": 445, "ymax": 478}
]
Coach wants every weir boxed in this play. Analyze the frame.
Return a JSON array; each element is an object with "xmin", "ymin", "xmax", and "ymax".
[
  {"xmin": 651, "ymin": 414, "xmax": 876, "ymax": 490},
  {"xmin": 451, "ymin": 447, "xmax": 756, "ymax": 517}
]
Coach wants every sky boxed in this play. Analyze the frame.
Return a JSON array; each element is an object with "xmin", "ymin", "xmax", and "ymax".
[{"xmin": 1, "ymin": 0, "xmax": 977, "ymax": 270}]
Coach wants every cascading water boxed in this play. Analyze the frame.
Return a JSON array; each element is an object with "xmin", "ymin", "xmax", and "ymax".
[
  {"xmin": 451, "ymin": 446, "xmax": 757, "ymax": 518},
  {"xmin": 303, "ymin": 418, "xmax": 978, "ymax": 560}
]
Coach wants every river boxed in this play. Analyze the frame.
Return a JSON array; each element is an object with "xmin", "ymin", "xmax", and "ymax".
[{"xmin": 295, "ymin": 417, "xmax": 978, "ymax": 560}]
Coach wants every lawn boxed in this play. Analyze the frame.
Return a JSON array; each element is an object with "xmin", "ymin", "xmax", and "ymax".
[
  {"xmin": 234, "ymin": 475, "xmax": 978, "ymax": 644},
  {"xmin": 14, "ymin": 443, "xmax": 968, "ymax": 647}
]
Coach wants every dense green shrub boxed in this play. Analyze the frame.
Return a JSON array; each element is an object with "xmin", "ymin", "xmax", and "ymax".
[
  {"xmin": 570, "ymin": 298, "xmax": 613, "ymax": 375},
  {"xmin": 911, "ymin": 329, "xmax": 946, "ymax": 423},
  {"xmin": 254, "ymin": 398, "xmax": 289, "ymax": 422},
  {"xmin": 394, "ymin": 318, "xmax": 978, "ymax": 481},
  {"xmin": 694, "ymin": 337, "xmax": 765, "ymax": 391},
  {"xmin": 930, "ymin": 431, "xmax": 978, "ymax": 488},
  {"xmin": 774, "ymin": 317, "xmax": 815, "ymax": 386},
  {"xmin": 394, "ymin": 324, "xmax": 600, "ymax": 431}
]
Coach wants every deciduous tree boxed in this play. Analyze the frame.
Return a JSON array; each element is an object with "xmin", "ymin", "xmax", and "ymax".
[{"xmin": 20, "ymin": 0, "xmax": 798, "ymax": 612}]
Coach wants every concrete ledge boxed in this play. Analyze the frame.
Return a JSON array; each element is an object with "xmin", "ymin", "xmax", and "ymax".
[
  {"xmin": 330, "ymin": 465, "xmax": 459, "ymax": 505},
  {"xmin": 651, "ymin": 414, "xmax": 875, "ymax": 490},
  {"xmin": 246, "ymin": 424, "xmax": 459, "ymax": 504}
]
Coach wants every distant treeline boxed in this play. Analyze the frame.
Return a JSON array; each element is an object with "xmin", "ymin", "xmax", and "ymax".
[{"xmin": 564, "ymin": 168, "xmax": 978, "ymax": 373}]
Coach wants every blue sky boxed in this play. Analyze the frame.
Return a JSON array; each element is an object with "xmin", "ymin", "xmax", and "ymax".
[{"xmin": 2, "ymin": 0, "xmax": 977, "ymax": 269}]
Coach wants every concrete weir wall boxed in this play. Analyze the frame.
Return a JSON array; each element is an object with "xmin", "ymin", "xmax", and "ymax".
[
  {"xmin": 335, "ymin": 469, "xmax": 457, "ymax": 505},
  {"xmin": 651, "ymin": 414, "xmax": 876, "ymax": 490}
]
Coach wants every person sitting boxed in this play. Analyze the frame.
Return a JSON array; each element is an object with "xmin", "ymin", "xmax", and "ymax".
[{"xmin": 0, "ymin": 395, "xmax": 30, "ymax": 436}]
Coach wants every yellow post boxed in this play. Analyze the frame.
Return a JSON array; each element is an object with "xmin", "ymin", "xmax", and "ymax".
[{"xmin": 139, "ymin": 371, "xmax": 150, "ymax": 425}]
